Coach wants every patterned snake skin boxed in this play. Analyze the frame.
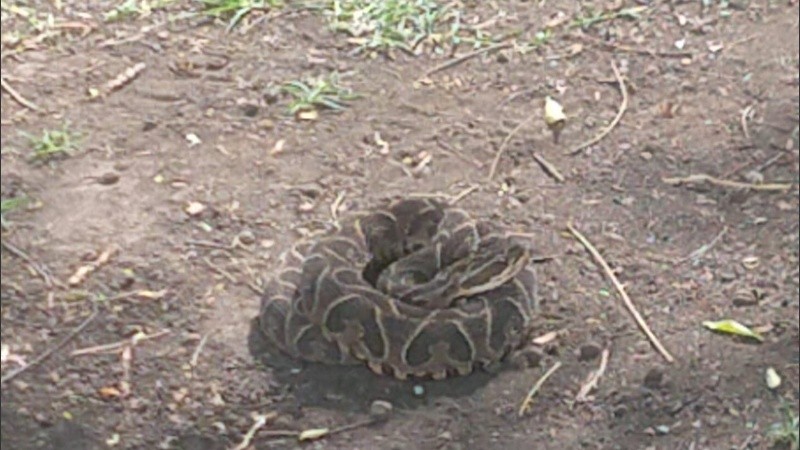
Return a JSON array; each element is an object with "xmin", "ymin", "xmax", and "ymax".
[{"xmin": 257, "ymin": 198, "xmax": 537, "ymax": 380}]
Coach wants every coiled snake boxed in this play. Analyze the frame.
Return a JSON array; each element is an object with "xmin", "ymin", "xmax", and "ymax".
[{"xmin": 257, "ymin": 198, "xmax": 537, "ymax": 380}]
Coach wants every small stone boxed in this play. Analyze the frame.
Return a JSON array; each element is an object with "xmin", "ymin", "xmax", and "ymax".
[
  {"xmin": 578, "ymin": 343, "xmax": 602, "ymax": 361},
  {"xmin": 412, "ymin": 385, "xmax": 424, "ymax": 396},
  {"xmin": 643, "ymin": 367, "xmax": 664, "ymax": 389},
  {"xmin": 237, "ymin": 230, "xmax": 256, "ymax": 245},
  {"xmin": 718, "ymin": 271, "xmax": 736, "ymax": 282},
  {"xmin": 369, "ymin": 400, "xmax": 393, "ymax": 420},
  {"xmin": 438, "ymin": 431, "xmax": 453, "ymax": 441},
  {"xmin": 241, "ymin": 104, "xmax": 259, "ymax": 117},
  {"xmin": 259, "ymin": 119, "xmax": 275, "ymax": 130},
  {"xmin": 96, "ymin": 172, "xmax": 120, "ymax": 185}
]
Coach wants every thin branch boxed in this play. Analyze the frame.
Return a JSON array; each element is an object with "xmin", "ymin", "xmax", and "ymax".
[
  {"xmin": 1, "ymin": 240, "xmax": 62, "ymax": 288},
  {"xmin": 567, "ymin": 223, "xmax": 675, "ymax": 364},
  {"xmin": 487, "ymin": 116, "xmax": 535, "ymax": 181},
  {"xmin": 674, "ymin": 226, "xmax": 728, "ymax": 266},
  {"xmin": 569, "ymin": 61, "xmax": 628, "ymax": 155},
  {"xmin": 662, "ymin": 174, "xmax": 792, "ymax": 191},
  {"xmin": 575, "ymin": 348, "xmax": 610, "ymax": 403},
  {"xmin": 532, "ymin": 153, "xmax": 565, "ymax": 183},
  {"xmin": 1, "ymin": 306, "xmax": 98, "ymax": 385},
  {"xmin": 1, "ymin": 76, "xmax": 41, "ymax": 112},
  {"xmin": 518, "ymin": 361, "xmax": 563, "ymax": 417},
  {"xmin": 422, "ymin": 42, "xmax": 512, "ymax": 79}
]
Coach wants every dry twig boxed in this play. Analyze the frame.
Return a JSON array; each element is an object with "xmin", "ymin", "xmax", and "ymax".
[
  {"xmin": 567, "ymin": 224, "xmax": 675, "ymax": 364},
  {"xmin": 190, "ymin": 331, "xmax": 213, "ymax": 367},
  {"xmin": 580, "ymin": 34, "xmax": 695, "ymax": 58},
  {"xmin": 575, "ymin": 348, "xmax": 610, "ymax": 403},
  {"xmin": 674, "ymin": 226, "xmax": 728, "ymax": 266},
  {"xmin": 1, "ymin": 306, "xmax": 98, "ymax": 385},
  {"xmin": 422, "ymin": 42, "xmax": 512, "ymax": 79},
  {"xmin": 1, "ymin": 76, "xmax": 41, "ymax": 112},
  {"xmin": 740, "ymin": 104, "xmax": 754, "ymax": 140},
  {"xmin": 532, "ymin": 153, "xmax": 565, "ymax": 182},
  {"xmin": 662, "ymin": 174, "xmax": 792, "ymax": 191},
  {"xmin": 519, "ymin": 361, "xmax": 563, "ymax": 417},
  {"xmin": 231, "ymin": 412, "xmax": 278, "ymax": 450},
  {"xmin": 1, "ymin": 240, "xmax": 62, "ymax": 288},
  {"xmin": 569, "ymin": 61, "xmax": 628, "ymax": 155},
  {"xmin": 488, "ymin": 116, "xmax": 535, "ymax": 181},
  {"xmin": 71, "ymin": 329, "xmax": 170, "ymax": 356}
]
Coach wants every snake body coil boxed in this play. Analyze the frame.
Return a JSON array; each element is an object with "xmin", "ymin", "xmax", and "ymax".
[{"xmin": 258, "ymin": 199, "xmax": 537, "ymax": 380}]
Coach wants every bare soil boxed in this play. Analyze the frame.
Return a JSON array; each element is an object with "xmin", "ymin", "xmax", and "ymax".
[{"xmin": 1, "ymin": 1, "xmax": 799, "ymax": 449}]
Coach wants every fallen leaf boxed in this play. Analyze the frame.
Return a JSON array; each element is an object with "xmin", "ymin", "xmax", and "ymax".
[
  {"xmin": 269, "ymin": 139, "xmax": 286, "ymax": 156},
  {"xmin": 765, "ymin": 367, "xmax": 781, "ymax": 389},
  {"xmin": 185, "ymin": 133, "xmax": 202, "ymax": 147},
  {"xmin": 297, "ymin": 110, "xmax": 318, "ymax": 121},
  {"xmin": 298, "ymin": 428, "xmax": 329, "ymax": 442},
  {"xmin": 185, "ymin": 202, "xmax": 205, "ymax": 216},
  {"xmin": 702, "ymin": 319, "xmax": 764, "ymax": 342},
  {"xmin": 98, "ymin": 386, "xmax": 122, "ymax": 399},
  {"xmin": 136, "ymin": 289, "xmax": 167, "ymax": 300},
  {"xmin": 741, "ymin": 256, "xmax": 760, "ymax": 270},
  {"xmin": 544, "ymin": 96, "xmax": 566, "ymax": 126},
  {"xmin": 532, "ymin": 331, "xmax": 558, "ymax": 345}
]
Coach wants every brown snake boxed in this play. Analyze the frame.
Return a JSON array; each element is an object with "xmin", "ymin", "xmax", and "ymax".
[{"xmin": 257, "ymin": 198, "xmax": 537, "ymax": 380}]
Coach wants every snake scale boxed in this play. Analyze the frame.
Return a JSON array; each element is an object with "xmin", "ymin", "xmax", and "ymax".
[{"xmin": 257, "ymin": 198, "xmax": 538, "ymax": 380}]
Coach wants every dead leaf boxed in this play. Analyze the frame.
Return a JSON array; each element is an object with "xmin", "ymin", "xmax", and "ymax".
[
  {"xmin": 98, "ymin": 386, "xmax": 122, "ymax": 399},
  {"xmin": 298, "ymin": 428, "xmax": 329, "ymax": 442},
  {"xmin": 532, "ymin": 331, "xmax": 558, "ymax": 345},
  {"xmin": 185, "ymin": 202, "xmax": 205, "ymax": 216},
  {"xmin": 297, "ymin": 110, "xmax": 318, "ymax": 121},
  {"xmin": 136, "ymin": 289, "xmax": 167, "ymax": 300}
]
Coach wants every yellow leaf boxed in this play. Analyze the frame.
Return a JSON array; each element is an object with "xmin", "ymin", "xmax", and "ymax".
[
  {"xmin": 765, "ymin": 367, "xmax": 781, "ymax": 389},
  {"xmin": 136, "ymin": 289, "xmax": 167, "ymax": 300},
  {"xmin": 702, "ymin": 320, "xmax": 764, "ymax": 342},
  {"xmin": 297, "ymin": 110, "xmax": 318, "ymax": 121},
  {"xmin": 98, "ymin": 386, "xmax": 122, "ymax": 398},
  {"xmin": 544, "ymin": 96, "xmax": 566, "ymax": 127},
  {"xmin": 298, "ymin": 428, "xmax": 329, "ymax": 441}
]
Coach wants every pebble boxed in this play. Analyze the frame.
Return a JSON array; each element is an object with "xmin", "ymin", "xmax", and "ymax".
[
  {"xmin": 369, "ymin": 400, "xmax": 393, "ymax": 420},
  {"xmin": 412, "ymin": 385, "xmax": 424, "ymax": 396},
  {"xmin": 578, "ymin": 343, "xmax": 602, "ymax": 362},
  {"xmin": 643, "ymin": 367, "xmax": 664, "ymax": 389},
  {"xmin": 236, "ymin": 230, "xmax": 256, "ymax": 245}
]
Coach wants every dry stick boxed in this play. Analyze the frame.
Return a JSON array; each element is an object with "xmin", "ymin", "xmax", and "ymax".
[
  {"xmin": 190, "ymin": 331, "xmax": 213, "ymax": 367},
  {"xmin": 487, "ymin": 115, "xmax": 535, "ymax": 181},
  {"xmin": 674, "ymin": 226, "xmax": 728, "ymax": 266},
  {"xmin": 448, "ymin": 184, "xmax": 480, "ymax": 205},
  {"xmin": 575, "ymin": 348, "xmax": 610, "ymax": 403},
  {"xmin": 532, "ymin": 153, "xmax": 565, "ymax": 183},
  {"xmin": 423, "ymin": 42, "xmax": 512, "ymax": 79},
  {"xmin": 1, "ymin": 306, "xmax": 98, "ymax": 385},
  {"xmin": 71, "ymin": 329, "xmax": 171, "ymax": 356},
  {"xmin": 518, "ymin": 361, "xmax": 563, "ymax": 417},
  {"xmin": 580, "ymin": 34, "xmax": 694, "ymax": 58},
  {"xmin": 0, "ymin": 76, "xmax": 41, "ymax": 112},
  {"xmin": 230, "ymin": 412, "xmax": 278, "ymax": 450},
  {"xmin": 740, "ymin": 104, "xmax": 754, "ymax": 140},
  {"xmin": 662, "ymin": 174, "xmax": 792, "ymax": 191},
  {"xmin": 568, "ymin": 61, "xmax": 628, "ymax": 156},
  {"xmin": 1, "ymin": 240, "xmax": 60, "ymax": 288},
  {"xmin": 566, "ymin": 224, "xmax": 675, "ymax": 364}
]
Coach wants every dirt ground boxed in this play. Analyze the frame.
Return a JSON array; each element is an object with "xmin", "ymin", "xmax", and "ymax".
[{"xmin": 1, "ymin": 1, "xmax": 799, "ymax": 449}]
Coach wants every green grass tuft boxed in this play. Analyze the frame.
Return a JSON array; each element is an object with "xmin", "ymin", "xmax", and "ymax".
[
  {"xmin": 198, "ymin": 0, "xmax": 284, "ymax": 31},
  {"xmin": 22, "ymin": 123, "xmax": 79, "ymax": 163},
  {"xmin": 282, "ymin": 73, "xmax": 359, "ymax": 115}
]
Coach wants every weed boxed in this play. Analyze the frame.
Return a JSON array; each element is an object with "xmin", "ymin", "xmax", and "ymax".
[
  {"xmin": 572, "ymin": 6, "xmax": 648, "ymax": 30},
  {"xmin": 22, "ymin": 123, "xmax": 78, "ymax": 163},
  {"xmin": 0, "ymin": 196, "xmax": 26, "ymax": 228},
  {"xmin": 770, "ymin": 402, "xmax": 799, "ymax": 450},
  {"xmin": 199, "ymin": 0, "xmax": 283, "ymax": 31},
  {"xmin": 321, "ymin": 0, "xmax": 493, "ymax": 54},
  {"xmin": 104, "ymin": 0, "xmax": 175, "ymax": 22},
  {"xmin": 282, "ymin": 73, "xmax": 358, "ymax": 115}
]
